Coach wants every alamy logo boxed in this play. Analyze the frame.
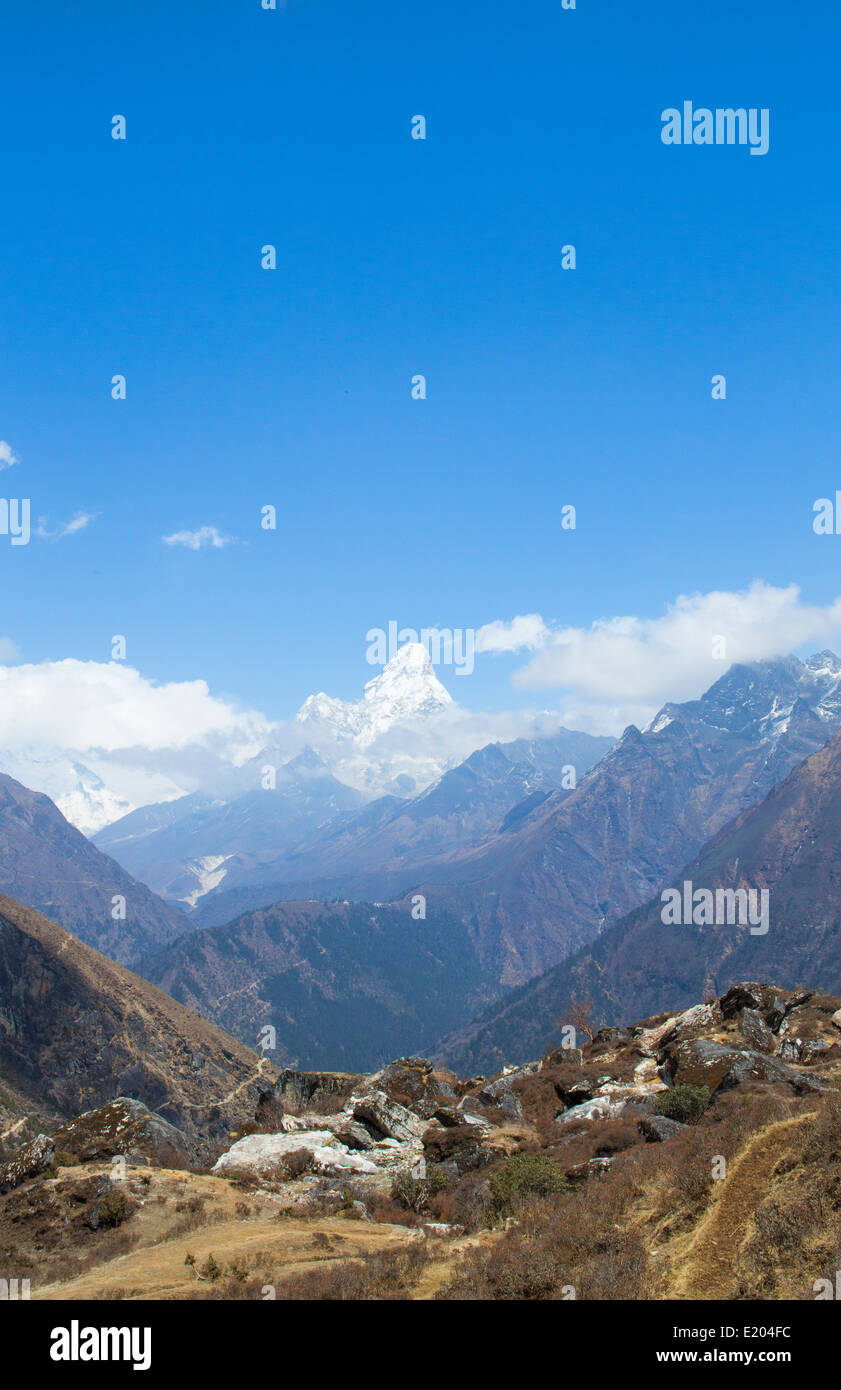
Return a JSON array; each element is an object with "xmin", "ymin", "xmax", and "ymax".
[
  {"xmin": 50, "ymin": 1322, "xmax": 151, "ymax": 1371},
  {"xmin": 812, "ymin": 494, "xmax": 841, "ymax": 533},
  {"xmin": 660, "ymin": 881, "xmax": 769, "ymax": 936},
  {"xmin": 0, "ymin": 1278, "xmax": 30, "ymax": 1299},
  {"xmin": 0, "ymin": 498, "xmax": 30, "ymax": 545},
  {"xmin": 661, "ymin": 102, "xmax": 770, "ymax": 156},
  {"xmin": 366, "ymin": 622, "xmax": 475, "ymax": 675}
]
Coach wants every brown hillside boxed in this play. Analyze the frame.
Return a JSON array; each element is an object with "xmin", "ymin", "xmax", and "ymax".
[{"xmin": 0, "ymin": 894, "xmax": 274, "ymax": 1148}]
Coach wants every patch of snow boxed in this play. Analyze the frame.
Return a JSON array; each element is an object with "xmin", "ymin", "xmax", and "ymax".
[
  {"xmin": 648, "ymin": 711, "xmax": 674, "ymax": 734},
  {"xmin": 181, "ymin": 855, "xmax": 232, "ymax": 908}
]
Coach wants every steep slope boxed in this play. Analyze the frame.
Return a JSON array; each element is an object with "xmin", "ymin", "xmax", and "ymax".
[
  {"xmin": 408, "ymin": 653, "xmax": 841, "ymax": 989},
  {"xmin": 0, "ymin": 773, "xmax": 189, "ymax": 965},
  {"xmin": 439, "ymin": 720, "xmax": 841, "ymax": 1073},
  {"xmin": 0, "ymin": 895, "xmax": 272, "ymax": 1146},
  {"xmin": 141, "ymin": 897, "xmax": 498, "ymax": 1071}
]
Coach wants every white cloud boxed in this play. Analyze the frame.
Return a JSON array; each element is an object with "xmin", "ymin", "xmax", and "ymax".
[
  {"xmin": 36, "ymin": 511, "xmax": 97, "ymax": 540},
  {"xmin": 0, "ymin": 654, "xmax": 578, "ymax": 824},
  {"xmin": 0, "ymin": 441, "xmax": 19, "ymax": 471},
  {"xmin": 162, "ymin": 526, "xmax": 234, "ymax": 550},
  {"xmin": 0, "ymin": 638, "xmax": 19, "ymax": 662},
  {"xmin": 3, "ymin": 585, "xmax": 839, "ymax": 827},
  {"xmin": 59, "ymin": 512, "xmax": 95, "ymax": 536},
  {"xmin": 0, "ymin": 659, "xmax": 271, "ymax": 755},
  {"xmin": 502, "ymin": 582, "xmax": 841, "ymax": 732},
  {"xmin": 476, "ymin": 614, "xmax": 550, "ymax": 654},
  {"xmin": 0, "ymin": 659, "xmax": 273, "ymax": 832}
]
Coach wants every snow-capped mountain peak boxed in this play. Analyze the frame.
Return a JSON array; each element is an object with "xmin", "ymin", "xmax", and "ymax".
[
  {"xmin": 0, "ymin": 749, "xmax": 134, "ymax": 836},
  {"xmin": 297, "ymin": 642, "xmax": 453, "ymax": 746},
  {"xmin": 361, "ymin": 643, "xmax": 453, "ymax": 723}
]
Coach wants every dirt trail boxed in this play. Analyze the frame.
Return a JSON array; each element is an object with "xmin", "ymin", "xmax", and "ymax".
[
  {"xmin": 179, "ymin": 1055, "xmax": 271, "ymax": 1111},
  {"xmin": 412, "ymin": 1231, "xmax": 498, "ymax": 1300},
  {"xmin": 669, "ymin": 1113, "xmax": 813, "ymax": 1299},
  {"xmin": 0, "ymin": 1118, "xmax": 27, "ymax": 1142}
]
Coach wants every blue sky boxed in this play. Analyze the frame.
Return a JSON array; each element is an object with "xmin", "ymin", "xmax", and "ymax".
[{"xmin": 2, "ymin": 0, "xmax": 841, "ymax": 723}]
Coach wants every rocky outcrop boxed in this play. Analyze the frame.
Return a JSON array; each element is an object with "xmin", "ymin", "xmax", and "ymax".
[
  {"xmin": 738, "ymin": 1009, "xmax": 776, "ymax": 1053},
  {"xmin": 639, "ymin": 1116, "xmax": 686, "ymax": 1143},
  {"xmin": 0, "ymin": 1133, "xmax": 55, "ymax": 1193},
  {"xmin": 368, "ymin": 1058, "xmax": 458, "ymax": 1119},
  {"xmin": 6, "ymin": 972, "xmax": 841, "ymax": 1262},
  {"xmin": 661, "ymin": 1037, "xmax": 825, "ymax": 1095},
  {"xmin": 54, "ymin": 1099, "xmax": 199, "ymax": 1169},
  {"xmin": 478, "ymin": 1062, "xmax": 539, "ymax": 1119},
  {"xmin": 556, "ymin": 1096, "xmax": 632, "ymax": 1125},
  {"xmin": 273, "ymin": 1069, "xmax": 363, "ymax": 1111},
  {"xmin": 350, "ymin": 1091, "xmax": 427, "ymax": 1144},
  {"xmin": 210, "ymin": 977, "xmax": 841, "ymax": 1208},
  {"xmin": 213, "ymin": 1131, "xmax": 379, "ymax": 1176},
  {"xmin": 421, "ymin": 1124, "xmax": 493, "ymax": 1175}
]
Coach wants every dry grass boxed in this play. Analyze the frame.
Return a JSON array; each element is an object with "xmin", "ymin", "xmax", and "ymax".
[{"xmin": 435, "ymin": 1087, "xmax": 840, "ymax": 1301}]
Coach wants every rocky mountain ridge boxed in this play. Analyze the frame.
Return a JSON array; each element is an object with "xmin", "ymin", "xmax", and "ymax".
[{"xmin": 438, "ymin": 717, "xmax": 841, "ymax": 1074}]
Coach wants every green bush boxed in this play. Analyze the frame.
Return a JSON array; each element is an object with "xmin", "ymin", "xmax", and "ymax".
[
  {"xmin": 654, "ymin": 1084, "xmax": 711, "ymax": 1125},
  {"xmin": 489, "ymin": 1153, "xmax": 567, "ymax": 1214},
  {"xmin": 97, "ymin": 1190, "xmax": 128, "ymax": 1228}
]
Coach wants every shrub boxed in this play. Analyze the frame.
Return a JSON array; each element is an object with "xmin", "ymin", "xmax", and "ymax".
[
  {"xmin": 175, "ymin": 1196, "xmax": 205, "ymax": 1215},
  {"xmin": 276, "ymin": 1242, "xmax": 429, "ymax": 1300},
  {"xmin": 199, "ymin": 1253, "xmax": 222, "ymax": 1282},
  {"xmin": 230, "ymin": 1122, "xmax": 260, "ymax": 1141},
  {"xmin": 391, "ymin": 1166, "xmax": 448, "ymax": 1215},
  {"xmin": 428, "ymin": 1171, "xmax": 491, "ymax": 1232},
  {"xmin": 96, "ymin": 1191, "xmax": 127, "ymax": 1228},
  {"xmin": 281, "ymin": 1149, "xmax": 313, "ymax": 1179},
  {"xmin": 654, "ymin": 1084, "xmax": 710, "ymax": 1125},
  {"xmin": 489, "ymin": 1153, "xmax": 567, "ymax": 1214},
  {"xmin": 253, "ymin": 1096, "xmax": 287, "ymax": 1132}
]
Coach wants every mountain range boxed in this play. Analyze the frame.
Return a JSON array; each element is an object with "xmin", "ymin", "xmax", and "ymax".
[
  {"xmin": 94, "ymin": 749, "xmax": 369, "ymax": 910},
  {"xmin": 158, "ymin": 727, "xmax": 612, "ymax": 925},
  {"xmin": 113, "ymin": 647, "xmax": 838, "ymax": 952},
  {"xmin": 92, "ymin": 644, "xmax": 613, "ymax": 916},
  {"xmin": 4, "ymin": 649, "xmax": 841, "ymax": 1074},
  {"xmin": 0, "ymin": 644, "xmax": 578, "ymax": 840},
  {"xmin": 437, "ymin": 705, "xmax": 841, "ymax": 1074},
  {"xmin": 124, "ymin": 652, "xmax": 841, "ymax": 1068},
  {"xmin": 407, "ymin": 652, "xmax": 841, "ymax": 981},
  {"xmin": 141, "ymin": 897, "xmax": 492, "ymax": 1072}
]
